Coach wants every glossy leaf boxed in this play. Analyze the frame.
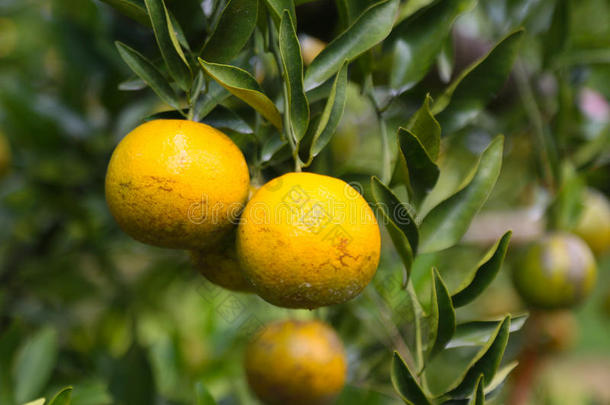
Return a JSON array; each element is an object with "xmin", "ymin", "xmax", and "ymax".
[
  {"xmin": 448, "ymin": 314, "xmax": 528, "ymax": 349},
  {"xmin": 418, "ymin": 136, "xmax": 504, "ymax": 253},
  {"xmin": 427, "ymin": 268, "xmax": 456, "ymax": 359},
  {"xmin": 99, "ymin": 0, "xmax": 150, "ymax": 26},
  {"xmin": 433, "ymin": 29, "xmax": 525, "ymax": 133},
  {"xmin": 201, "ymin": 0, "xmax": 258, "ymax": 63},
  {"xmin": 452, "ymin": 231, "xmax": 512, "ymax": 307},
  {"xmin": 263, "ymin": 0, "xmax": 296, "ymax": 24},
  {"xmin": 371, "ymin": 176, "xmax": 418, "ymax": 278},
  {"xmin": 388, "ymin": 0, "xmax": 475, "ymax": 92},
  {"xmin": 144, "ymin": 0, "xmax": 191, "ymax": 90},
  {"xmin": 391, "ymin": 352, "xmax": 432, "ymax": 405},
  {"xmin": 309, "ymin": 62, "xmax": 348, "ymax": 160},
  {"xmin": 484, "ymin": 361, "xmax": 518, "ymax": 395},
  {"xmin": 193, "ymin": 80, "xmax": 230, "ymax": 120},
  {"xmin": 397, "ymin": 0, "xmax": 435, "ymax": 22},
  {"xmin": 392, "ymin": 127, "xmax": 440, "ymax": 202},
  {"xmin": 115, "ymin": 42, "xmax": 180, "ymax": 109},
  {"xmin": 13, "ymin": 328, "xmax": 59, "ymax": 404},
  {"xmin": 202, "ymin": 105, "xmax": 253, "ymax": 135},
  {"xmin": 195, "ymin": 382, "xmax": 216, "ymax": 405},
  {"xmin": 468, "ymin": 375, "xmax": 485, "ymax": 405},
  {"xmin": 444, "ymin": 316, "xmax": 511, "ymax": 399},
  {"xmin": 279, "ymin": 10, "xmax": 309, "ymax": 141},
  {"xmin": 199, "ymin": 59, "xmax": 282, "ymax": 129},
  {"xmin": 405, "ymin": 94, "xmax": 441, "ymax": 160},
  {"xmin": 48, "ymin": 387, "xmax": 73, "ymax": 405},
  {"xmin": 304, "ymin": 0, "xmax": 399, "ymax": 90}
]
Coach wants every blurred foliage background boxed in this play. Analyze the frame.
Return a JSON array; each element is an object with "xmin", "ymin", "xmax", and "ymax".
[{"xmin": 0, "ymin": 0, "xmax": 609, "ymax": 404}]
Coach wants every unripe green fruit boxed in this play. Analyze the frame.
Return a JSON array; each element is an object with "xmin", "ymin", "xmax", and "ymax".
[
  {"xmin": 573, "ymin": 190, "xmax": 610, "ymax": 255},
  {"xmin": 513, "ymin": 233, "xmax": 597, "ymax": 309}
]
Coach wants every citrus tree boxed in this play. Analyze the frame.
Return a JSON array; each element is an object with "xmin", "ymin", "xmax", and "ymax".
[{"xmin": 0, "ymin": 0, "xmax": 609, "ymax": 404}]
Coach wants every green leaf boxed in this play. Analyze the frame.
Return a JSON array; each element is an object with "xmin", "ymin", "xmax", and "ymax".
[
  {"xmin": 391, "ymin": 352, "xmax": 432, "ymax": 405},
  {"xmin": 202, "ymin": 105, "xmax": 253, "ymax": 135},
  {"xmin": 392, "ymin": 127, "xmax": 440, "ymax": 202},
  {"xmin": 543, "ymin": 0, "xmax": 570, "ymax": 67},
  {"xmin": 371, "ymin": 176, "xmax": 418, "ymax": 279},
  {"xmin": 109, "ymin": 344, "xmax": 155, "ymax": 405},
  {"xmin": 468, "ymin": 375, "xmax": 485, "ymax": 405},
  {"xmin": 23, "ymin": 399, "xmax": 45, "ymax": 405},
  {"xmin": 263, "ymin": 0, "xmax": 296, "ymax": 25},
  {"xmin": 144, "ymin": 0, "xmax": 191, "ymax": 90},
  {"xmin": 279, "ymin": 10, "xmax": 309, "ymax": 141},
  {"xmin": 201, "ymin": 0, "xmax": 258, "ymax": 63},
  {"xmin": 115, "ymin": 42, "xmax": 181, "ymax": 109},
  {"xmin": 405, "ymin": 94, "xmax": 441, "ymax": 160},
  {"xmin": 388, "ymin": 0, "xmax": 475, "ymax": 92},
  {"xmin": 193, "ymin": 80, "xmax": 230, "ymax": 121},
  {"xmin": 13, "ymin": 328, "xmax": 59, "ymax": 404},
  {"xmin": 483, "ymin": 361, "xmax": 518, "ymax": 395},
  {"xmin": 304, "ymin": 0, "xmax": 399, "ymax": 90},
  {"xmin": 448, "ymin": 314, "xmax": 528, "ymax": 349},
  {"xmin": 99, "ymin": 0, "xmax": 151, "ymax": 26},
  {"xmin": 48, "ymin": 387, "xmax": 73, "ymax": 405},
  {"xmin": 437, "ymin": 36, "xmax": 454, "ymax": 83},
  {"xmin": 308, "ymin": 62, "xmax": 348, "ymax": 160},
  {"xmin": 0, "ymin": 323, "xmax": 21, "ymax": 404},
  {"xmin": 199, "ymin": 59, "xmax": 282, "ymax": 130},
  {"xmin": 427, "ymin": 268, "xmax": 456, "ymax": 359},
  {"xmin": 452, "ymin": 231, "xmax": 512, "ymax": 307},
  {"xmin": 195, "ymin": 382, "xmax": 216, "ymax": 405},
  {"xmin": 418, "ymin": 136, "xmax": 504, "ymax": 253},
  {"xmin": 433, "ymin": 29, "xmax": 525, "ymax": 133},
  {"xmin": 444, "ymin": 316, "xmax": 511, "ymax": 399}
]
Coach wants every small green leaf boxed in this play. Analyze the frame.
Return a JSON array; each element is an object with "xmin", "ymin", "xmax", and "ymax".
[
  {"xmin": 405, "ymin": 94, "xmax": 441, "ymax": 161},
  {"xmin": 393, "ymin": 127, "xmax": 440, "ymax": 202},
  {"xmin": 433, "ymin": 29, "xmax": 525, "ymax": 133},
  {"xmin": 48, "ymin": 387, "xmax": 73, "ymax": 405},
  {"xmin": 388, "ymin": 0, "xmax": 475, "ymax": 92},
  {"xmin": 391, "ymin": 352, "xmax": 432, "ymax": 405},
  {"xmin": 99, "ymin": 0, "xmax": 151, "ymax": 26},
  {"xmin": 13, "ymin": 328, "xmax": 59, "ymax": 404},
  {"xmin": 201, "ymin": 105, "xmax": 253, "ymax": 135},
  {"xmin": 418, "ymin": 136, "xmax": 504, "ymax": 253},
  {"xmin": 279, "ymin": 10, "xmax": 309, "ymax": 141},
  {"xmin": 144, "ymin": 0, "xmax": 191, "ymax": 90},
  {"xmin": 448, "ymin": 314, "xmax": 528, "ymax": 349},
  {"xmin": 193, "ymin": 80, "xmax": 230, "ymax": 121},
  {"xmin": 427, "ymin": 268, "xmax": 456, "ymax": 359},
  {"xmin": 195, "ymin": 382, "xmax": 217, "ymax": 405},
  {"xmin": 199, "ymin": 59, "xmax": 282, "ymax": 130},
  {"xmin": 263, "ymin": 0, "xmax": 296, "ymax": 25},
  {"xmin": 201, "ymin": 0, "xmax": 258, "ymax": 63},
  {"xmin": 115, "ymin": 42, "xmax": 181, "ymax": 109},
  {"xmin": 444, "ymin": 316, "xmax": 511, "ymax": 399},
  {"xmin": 304, "ymin": 0, "xmax": 399, "ymax": 90},
  {"xmin": 452, "ymin": 231, "xmax": 512, "ymax": 307},
  {"xmin": 468, "ymin": 375, "xmax": 485, "ymax": 405},
  {"xmin": 308, "ymin": 62, "xmax": 348, "ymax": 161},
  {"xmin": 371, "ymin": 176, "xmax": 418, "ymax": 278}
]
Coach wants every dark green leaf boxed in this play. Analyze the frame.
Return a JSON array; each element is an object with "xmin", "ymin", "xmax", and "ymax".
[
  {"xmin": 483, "ymin": 361, "xmax": 518, "ymax": 395},
  {"xmin": 433, "ymin": 29, "xmax": 525, "ymax": 133},
  {"xmin": 392, "ymin": 127, "xmax": 440, "ymax": 202},
  {"xmin": 448, "ymin": 314, "xmax": 528, "ymax": 349},
  {"xmin": 304, "ymin": 0, "xmax": 399, "ymax": 90},
  {"xmin": 308, "ymin": 62, "xmax": 348, "ymax": 160},
  {"xmin": 115, "ymin": 41, "xmax": 180, "ymax": 109},
  {"xmin": 437, "ymin": 36, "xmax": 454, "ymax": 83},
  {"xmin": 371, "ymin": 176, "xmax": 418, "ymax": 278},
  {"xmin": 195, "ymin": 382, "xmax": 216, "ymax": 405},
  {"xmin": 405, "ymin": 94, "xmax": 441, "ymax": 160},
  {"xmin": 201, "ymin": 105, "xmax": 253, "ymax": 135},
  {"xmin": 13, "ymin": 328, "xmax": 59, "ymax": 404},
  {"xmin": 263, "ymin": 0, "xmax": 296, "ymax": 25},
  {"xmin": 261, "ymin": 135, "xmax": 291, "ymax": 165},
  {"xmin": 0, "ymin": 324, "xmax": 21, "ymax": 404},
  {"xmin": 109, "ymin": 344, "xmax": 155, "ymax": 405},
  {"xmin": 388, "ymin": 0, "xmax": 475, "ymax": 92},
  {"xmin": 543, "ymin": 0, "xmax": 570, "ymax": 67},
  {"xmin": 391, "ymin": 352, "xmax": 432, "ymax": 405},
  {"xmin": 201, "ymin": 0, "xmax": 258, "ymax": 63},
  {"xmin": 427, "ymin": 268, "xmax": 456, "ymax": 359},
  {"xmin": 452, "ymin": 231, "xmax": 512, "ymax": 307},
  {"xmin": 279, "ymin": 10, "xmax": 309, "ymax": 141},
  {"xmin": 468, "ymin": 375, "xmax": 485, "ymax": 405},
  {"xmin": 199, "ymin": 59, "xmax": 282, "ymax": 129},
  {"xmin": 444, "ymin": 316, "xmax": 511, "ymax": 399},
  {"xmin": 48, "ymin": 387, "xmax": 73, "ymax": 405},
  {"xmin": 193, "ymin": 80, "xmax": 230, "ymax": 120},
  {"xmin": 144, "ymin": 0, "xmax": 191, "ymax": 90},
  {"xmin": 418, "ymin": 136, "xmax": 504, "ymax": 253},
  {"xmin": 99, "ymin": 0, "xmax": 151, "ymax": 26}
]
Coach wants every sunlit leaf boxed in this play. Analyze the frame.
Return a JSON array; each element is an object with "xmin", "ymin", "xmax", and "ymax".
[
  {"xmin": 468, "ymin": 375, "xmax": 485, "ymax": 405},
  {"xmin": 199, "ymin": 59, "xmax": 282, "ymax": 129},
  {"xmin": 448, "ymin": 314, "xmax": 528, "ymax": 349}
]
